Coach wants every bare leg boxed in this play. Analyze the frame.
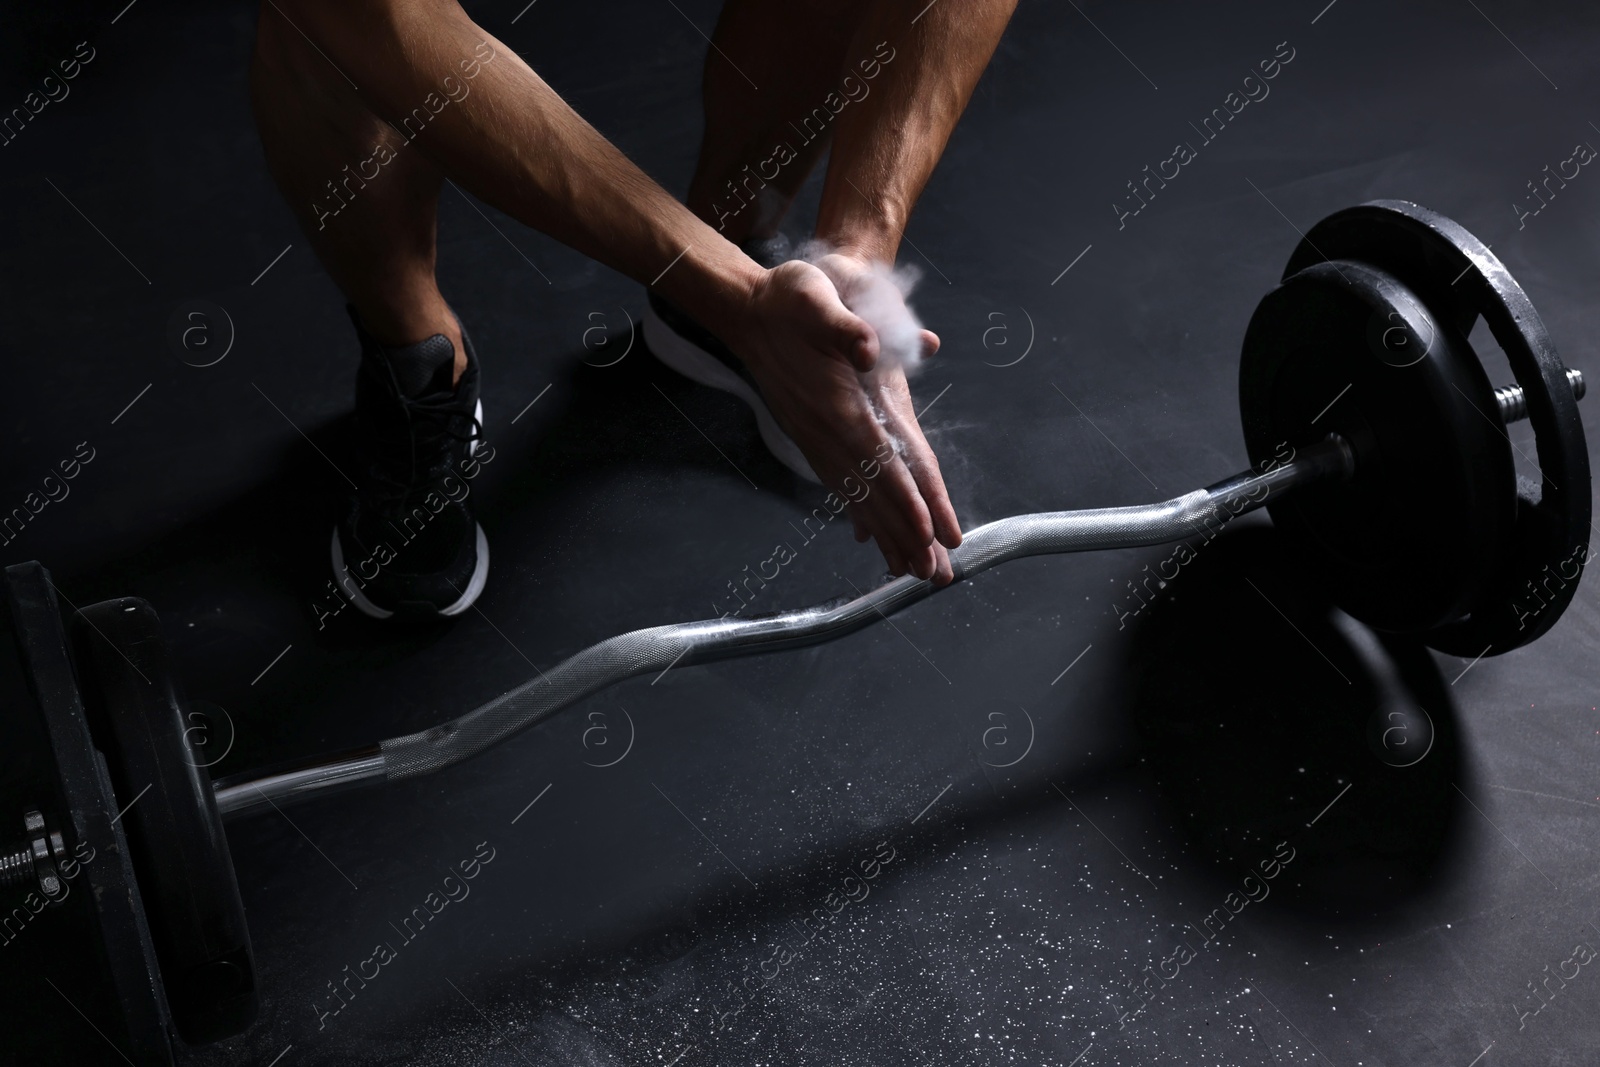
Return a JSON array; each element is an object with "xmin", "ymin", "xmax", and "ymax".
[
  {"xmin": 250, "ymin": 8, "xmax": 465, "ymax": 378},
  {"xmin": 685, "ymin": 0, "xmax": 858, "ymax": 244}
]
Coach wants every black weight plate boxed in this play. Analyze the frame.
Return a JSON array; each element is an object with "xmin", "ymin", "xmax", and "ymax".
[
  {"xmin": 4, "ymin": 562, "xmax": 174, "ymax": 1066},
  {"xmin": 1281, "ymin": 200, "xmax": 1590, "ymax": 655},
  {"xmin": 73, "ymin": 597, "xmax": 259, "ymax": 1046},
  {"xmin": 1240, "ymin": 259, "xmax": 1516, "ymax": 633}
]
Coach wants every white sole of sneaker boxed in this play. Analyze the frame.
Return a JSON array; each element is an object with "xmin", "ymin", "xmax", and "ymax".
[
  {"xmin": 330, "ymin": 523, "xmax": 490, "ymax": 620},
  {"xmin": 442, "ymin": 522, "xmax": 490, "ymax": 616},
  {"xmin": 642, "ymin": 304, "xmax": 821, "ymax": 483}
]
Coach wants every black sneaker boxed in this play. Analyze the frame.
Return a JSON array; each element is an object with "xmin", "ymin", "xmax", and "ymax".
[
  {"xmin": 332, "ymin": 307, "xmax": 489, "ymax": 620},
  {"xmin": 642, "ymin": 291, "xmax": 820, "ymax": 483},
  {"xmin": 641, "ymin": 233, "xmax": 820, "ymax": 483}
]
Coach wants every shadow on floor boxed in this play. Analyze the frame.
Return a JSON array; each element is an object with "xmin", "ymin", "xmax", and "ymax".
[{"xmin": 1111, "ymin": 523, "xmax": 1469, "ymax": 921}]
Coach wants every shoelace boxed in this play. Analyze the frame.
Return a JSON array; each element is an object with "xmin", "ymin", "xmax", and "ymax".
[{"xmin": 365, "ymin": 390, "xmax": 483, "ymax": 511}]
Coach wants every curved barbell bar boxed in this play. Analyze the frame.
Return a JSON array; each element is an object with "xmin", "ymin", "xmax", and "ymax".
[{"xmin": 213, "ymin": 435, "xmax": 1355, "ymax": 819}]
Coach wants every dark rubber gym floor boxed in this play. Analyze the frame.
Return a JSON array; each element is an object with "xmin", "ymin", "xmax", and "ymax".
[{"xmin": 5, "ymin": 1, "xmax": 1600, "ymax": 1064}]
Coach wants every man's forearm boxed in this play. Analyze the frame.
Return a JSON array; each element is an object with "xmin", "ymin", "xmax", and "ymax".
[
  {"xmin": 815, "ymin": 0, "xmax": 1018, "ymax": 263},
  {"xmin": 283, "ymin": 0, "xmax": 762, "ymax": 337}
]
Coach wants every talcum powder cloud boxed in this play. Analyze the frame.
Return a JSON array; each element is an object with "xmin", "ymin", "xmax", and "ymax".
[
  {"xmin": 800, "ymin": 241, "xmax": 930, "ymax": 458},
  {"xmin": 800, "ymin": 240, "xmax": 928, "ymax": 374}
]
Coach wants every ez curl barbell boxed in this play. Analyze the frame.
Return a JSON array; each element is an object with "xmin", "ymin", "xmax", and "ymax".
[{"xmin": 1, "ymin": 200, "xmax": 1588, "ymax": 1063}]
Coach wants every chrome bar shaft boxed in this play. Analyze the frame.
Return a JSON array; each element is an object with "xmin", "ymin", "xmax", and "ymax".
[{"xmin": 213, "ymin": 436, "xmax": 1353, "ymax": 820}]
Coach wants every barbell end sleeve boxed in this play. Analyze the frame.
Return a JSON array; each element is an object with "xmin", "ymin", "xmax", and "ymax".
[{"xmin": 1494, "ymin": 367, "xmax": 1584, "ymax": 424}]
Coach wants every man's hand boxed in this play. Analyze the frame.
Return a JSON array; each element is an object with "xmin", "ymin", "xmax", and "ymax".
[{"xmin": 727, "ymin": 257, "xmax": 962, "ymax": 584}]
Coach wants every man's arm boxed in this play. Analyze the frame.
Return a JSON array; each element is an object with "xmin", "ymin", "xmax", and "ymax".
[
  {"xmin": 816, "ymin": 0, "xmax": 1020, "ymax": 264},
  {"xmin": 270, "ymin": 0, "xmax": 991, "ymax": 580},
  {"xmin": 280, "ymin": 0, "xmax": 771, "ymax": 344},
  {"xmin": 802, "ymin": 0, "xmax": 1020, "ymax": 581}
]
